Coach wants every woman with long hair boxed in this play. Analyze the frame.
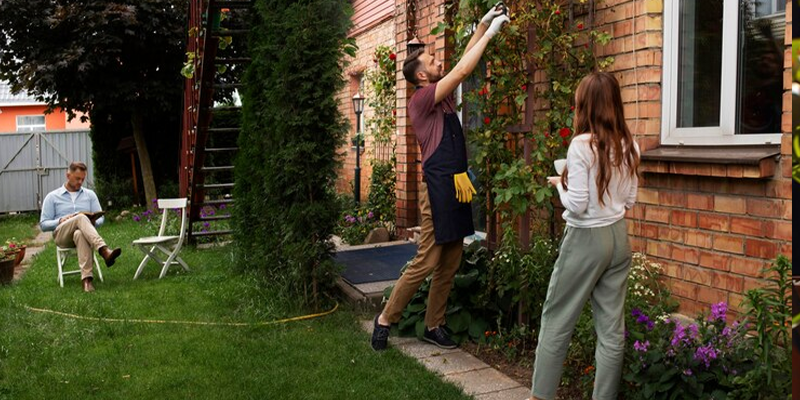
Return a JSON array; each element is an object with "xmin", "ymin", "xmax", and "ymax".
[{"xmin": 529, "ymin": 72, "xmax": 640, "ymax": 400}]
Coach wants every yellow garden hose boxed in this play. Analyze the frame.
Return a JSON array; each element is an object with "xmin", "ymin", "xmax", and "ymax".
[{"xmin": 24, "ymin": 302, "xmax": 338, "ymax": 327}]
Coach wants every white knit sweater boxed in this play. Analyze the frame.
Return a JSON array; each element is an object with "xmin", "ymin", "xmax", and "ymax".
[{"xmin": 555, "ymin": 134, "xmax": 639, "ymax": 228}]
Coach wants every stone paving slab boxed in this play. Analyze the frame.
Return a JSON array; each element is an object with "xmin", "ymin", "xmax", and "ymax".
[
  {"xmin": 475, "ymin": 386, "xmax": 531, "ymax": 400},
  {"xmin": 444, "ymin": 367, "xmax": 522, "ymax": 396},
  {"xmin": 418, "ymin": 350, "xmax": 489, "ymax": 376},
  {"xmin": 12, "ymin": 231, "xmax": 50, "ymax": 281},
  {"xmin": 360, "ymin": 319, "xmax": 528, "ymax": 398}
]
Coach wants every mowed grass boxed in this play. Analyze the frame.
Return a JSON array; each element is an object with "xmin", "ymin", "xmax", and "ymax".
[
  {"xmin": 0, "ymin": 214, "xmax": 472, "ymax": 400},
  {"xmin": 0, "ymin": 213, "xmax": 38, "ymax": 244}
]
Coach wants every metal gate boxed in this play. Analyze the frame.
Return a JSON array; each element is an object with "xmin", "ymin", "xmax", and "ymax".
[{"xmin": 0, "ymin": 130, "xmax": 95, "ymax": 213}]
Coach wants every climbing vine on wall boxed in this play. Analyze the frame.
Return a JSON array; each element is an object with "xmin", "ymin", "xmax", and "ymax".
[{"xmin": 442, "ymin": 0, "xmax": 612, "ymax": 235}]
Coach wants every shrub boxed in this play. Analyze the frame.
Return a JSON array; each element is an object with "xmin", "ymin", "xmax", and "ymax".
[
  {"xmin": 336, "ymin": 206, "xmax": 381, "ymax": 245},
  {"xmin": 233, "ymin": 0, "xmax": 354, "ymax": 307}
]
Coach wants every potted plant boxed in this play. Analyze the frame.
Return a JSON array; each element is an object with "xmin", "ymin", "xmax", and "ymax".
[
  {"xmin": 4, "ymin": 238, "xmax": 26, "ymax": 267},
  {"xmin": 0, "ymin": 253, "xmax": 14, "ymax": 285}
]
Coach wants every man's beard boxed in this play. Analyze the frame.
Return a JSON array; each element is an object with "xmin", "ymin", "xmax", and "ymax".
[{"xmin": 427, "ymin": 71, "xmax": 443, "ymax": 83}]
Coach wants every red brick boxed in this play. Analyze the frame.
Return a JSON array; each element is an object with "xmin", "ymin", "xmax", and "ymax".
[
  {"xmin": 644, "ymin": 206, "xmax": 670, "ymax": 223},
  {"xmin": 746, "ymin": 198, "xmax": 783, "ymax": 218},
  {"xmin": 661, "ymin": 261, "xmax": 683, "ymax": 279},
  {"xmin": 714, "ymin": 196, "xmax": 746, "ymax": 214},
  {"xmin": 780, "ymin": 242, "xmax": 792, "ymax": 260},
  {"xmin": 669, "ymin": 279, "xmax": 698, "ymax": 300},
  {"xmin": 640, "ymin": 223, "xmax": 659, "ymax": 239},
  {"xmin": 684, "ymin": 230, "xmax": 713, "ymax": 249},
  {"xmin": 637, "ymin": 188, "xmax": 659, "ymax": 204},
  {"xmin": 744, "ymin": 239, "xmax": 778, "ymax": 260},
  {"xmin": 697, "ymin": 286, "xmax": 728, "ymax": 305},
  {"xmin": 713, "ymin": 234, "xmax": 744, "ymax": 254},
  {"xmin": 671, "ymin": 210, "xmax": 697, "ymax": 228},
  {"xmin": 698, "ymin": 213, "xmax": 730, "ymax": 232},
  {"xmin": 713, "ymin": 272, "xmax": 744, "ymax": 293},
  {"xmin": 743, "ymin": 277, "xmax": 767, "ymax": 292},
  {"xmin": 764, "ymin": 220, "xmax": 792, "ymax": 241},
  {"xmin": 659, "ymin": 191, "xmax": 686, "ymax": 207},
  {"xmin": 729, "ymin": 216, "xmax": 765, "ymax": 237},
  {"xmin": 683, "ymin": 266, "xmax": 714, "ymax": 286},
  {"xmin": 698, "ymin": 250, "xmax": 731, "ymax": 272},
  {"xmin": 783, "ymin": 200, "xmax": 792, "ymax": 219},
  {"xmin": 658, "ymin": 226, "xmax": 683, "ymax": 243},
  {"xmin": 646, "ymin": 241, "xmax": 671, "ymax": 259},
  {"xmin": 729, "ymin": 257, "xmax": 765, "ymax": 278},
  {"xmin": 728, "ymin": 292, "xmax": 746, "ymax": 313},
  {"xmin": 671, "ymin": 245, "xmax": 700, "ymax": 265},
  {"xmin": 687, "ymin": 193, "xmax": 714, "ymax": 210}
]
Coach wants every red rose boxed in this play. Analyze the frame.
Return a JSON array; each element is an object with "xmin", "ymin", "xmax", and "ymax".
[
  {"xmin": 389, "ymin": 53, "xmax": 396, "ymax": 61},
  {"xmin": 555, "ymin": 9, "xmax": 561, "ymax": 15},
  {"xmin": 577, "ymin": 23, "xmax": 584, "ymax": 30},
  {"xmin": 484, "ymin": 117, "xmax": 491, "ymax": 125},
  {"xmin": 570, "ymin": 106, "xmax": 575, "ymax": 111},
  {"xmin": 373, "ymin": 58, "xmax": 378, "ymax": 63},
  {"xmin": 559, "ymin": 127, "xmax": 571, "ymax": 138},
  {"xmin": 521, "ymin": 84, "xmax": 527, "ymax": 91},
  {"xmin": 563, "ymin": 139, "xmax": 569, "ymax": 146},
  {"xmin": 585, "ymin": 43, "xmax": 589, "ymax": 48},
  {"xmin": 544, "ymin": 132, "xmax": 550, "ymax": 138},
  {"xmin": 392, "ymin": 109, "xmax": 396, "ymax": 116}
]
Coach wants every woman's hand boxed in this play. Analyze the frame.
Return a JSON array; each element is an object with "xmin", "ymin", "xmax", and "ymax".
[{"xmin": 547, "ymin": 176, "xmax": 562, "ymax": 188}]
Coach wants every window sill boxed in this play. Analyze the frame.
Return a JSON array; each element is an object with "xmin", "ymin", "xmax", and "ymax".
[{"xmin": 640, "ymin": 145, "xmax": 780, "ymax": 179}]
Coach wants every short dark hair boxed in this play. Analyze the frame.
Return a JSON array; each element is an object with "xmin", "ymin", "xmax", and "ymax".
[
  {"xmin": 402, "ymin": 48, "xmax": 425, "ymax": 85},
  {"xmin": 68, "ymin": 162, "xmax": 87, "ymax": 172}
]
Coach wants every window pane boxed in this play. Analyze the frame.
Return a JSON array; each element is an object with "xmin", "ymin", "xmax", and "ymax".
[
  {"xmin": 676, "ymin": 0, "xmax": 723, "ymax": 128},
  {"xmin": 736, "ymin": 1, "xmax": 784, "ymax": 134}
]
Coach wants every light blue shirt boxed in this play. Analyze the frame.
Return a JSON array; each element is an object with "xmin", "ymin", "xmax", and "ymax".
[{"xmin": 39, "ymin": 185, "xmax": 104, "ymax": 232}]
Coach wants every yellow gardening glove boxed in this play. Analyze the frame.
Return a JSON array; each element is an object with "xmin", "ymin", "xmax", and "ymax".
[{"xmin": 453, "ymin": 172, "xmax": 477, "ymax": 203}]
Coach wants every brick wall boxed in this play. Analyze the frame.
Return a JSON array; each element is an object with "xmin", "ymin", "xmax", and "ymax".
[
  {"xmin": 336, "ymin": 18, "xmax": 395, "ymax": 199},
  {"xmin": 393, "ymin": 0, "xmax": 452, "ymax": 238},
  {"xmin": 592, "ymin": 0, "xmax": 793, "ymax": 317}
]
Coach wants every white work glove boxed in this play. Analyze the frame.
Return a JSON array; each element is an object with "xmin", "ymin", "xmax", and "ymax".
[
  {"xmin": 485, "ymin": 14, "xmax": 510, "ymax": 39},
  {"xmin": 481, "ymin": 2, "xmax": 506, "ymax": 26}
]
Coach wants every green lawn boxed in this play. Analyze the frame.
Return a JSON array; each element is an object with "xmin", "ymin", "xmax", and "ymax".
[
  {"xmin": 0, "ymin": 214, "xmax": 472, "ymax": 399},
  {"xmin": 0, "ymin": 213, "xmax": 38, "ymax": 246}
]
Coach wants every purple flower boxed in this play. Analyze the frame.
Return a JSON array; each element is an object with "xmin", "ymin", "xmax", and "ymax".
[
  {"xmin": 688, "ymin": 324, "xmax": 698, "ymax": 339},
  {"xmin": 646, "ymin": 321, "xmax": 654, "ymax": 331},
  {"xmin": 219, "ymin": 204, "xmax": 227, "ymax": 210},
  {"xmin": 671, "ymin": 322, "xmax": 686, "ymax": 347},
  {"xmin": 694, "ymin": 343, "xmax": 718, "ymax": 368},
  {"xmin": 367, "ymin": 211, "xmax": 374, "ymax": 219},
  {"xmin": 204, "ymin": 222, "xmax": 210, "ymax": 228},
  {"xmin": 683, "ymin": 369, "xmax": 693, "ymax": 376},
  {"xmin": 624, "ymin": 330, "xmax": 629, "ymax": 339},
  {"xmin": 133, "ymin": 215, "xmax": 141, "ymax": 222},
  {"xmin": 631, "ymin": 308, "xmax": 642, "ymax": 318},
  {"xmin": 721, "ymin": 326, "xmax": 732, "ymax": 337},
  {"xmin": 633, "ymin": 340, "xmax": 650, "ymax": 352},
  {"xmin": 709, "ymin": 302, "xmax": 727, "ymax": 322}
]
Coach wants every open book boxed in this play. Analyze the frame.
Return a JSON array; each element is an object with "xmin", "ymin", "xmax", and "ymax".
[{"xmin": 79, "ymin": 211, "xmax": 105, "ymax": 224}]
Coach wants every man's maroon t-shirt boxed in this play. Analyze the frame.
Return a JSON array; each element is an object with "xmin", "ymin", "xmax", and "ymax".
[{"xmin": 407, "ymin": 83, "xmax": 457, "ymax": 164}]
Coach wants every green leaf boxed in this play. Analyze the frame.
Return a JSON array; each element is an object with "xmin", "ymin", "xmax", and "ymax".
[{"xmin": 446, "ymin": 309, "xmax": 471, "ymax": 333}]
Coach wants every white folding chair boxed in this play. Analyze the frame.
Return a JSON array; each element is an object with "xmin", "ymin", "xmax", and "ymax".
[
  {"xmin": 56, "ymin": 246, "xmax": 104, "ymax": 287},
  {"xmin": 132, "ymin": 198, "xmax": 191, "ymax": 279}
]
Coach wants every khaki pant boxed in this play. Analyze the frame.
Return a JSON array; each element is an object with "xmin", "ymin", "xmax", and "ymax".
[
  {"xmin": 54, "ymin": 214, "xmax": 107, "ymax": 280},
  {"xmin": 531, "ymin": 219, "xmax": 631, "ymax": 400},
  {"xmin": 383, "ymin": 181, "xmax": 464, "ymax": 329}
]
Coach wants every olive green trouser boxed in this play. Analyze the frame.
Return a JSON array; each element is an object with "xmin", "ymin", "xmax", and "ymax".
[
  {"xmin": 532, "ymin": 219, "xmax": 631, "ymax": 400},
  {"xmin": 383, "ymin": 181, "xmax": 464, "ymax": 329}
]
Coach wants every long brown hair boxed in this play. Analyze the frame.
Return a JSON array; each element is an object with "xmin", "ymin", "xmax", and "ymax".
[{"xmin": 564, "ymin": 72, "xmax": 639, "ymax": 206}]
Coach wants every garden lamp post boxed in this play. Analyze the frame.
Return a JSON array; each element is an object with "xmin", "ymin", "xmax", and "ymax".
[{"xmin": 352, "ymin": 92, "xmax": 365, "ymax": 204}]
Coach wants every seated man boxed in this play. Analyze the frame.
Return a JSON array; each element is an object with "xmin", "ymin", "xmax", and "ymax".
[{"xmin": 40, "ymin": 161, "xmax": 121, "ymax": 292}]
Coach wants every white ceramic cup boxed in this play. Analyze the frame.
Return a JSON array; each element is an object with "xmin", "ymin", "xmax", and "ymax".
[{"xmin": 554, "ymin": 158, "xmax": 567, "ymax": 175}]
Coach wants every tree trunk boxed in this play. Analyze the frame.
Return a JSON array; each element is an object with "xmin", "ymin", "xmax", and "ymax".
[{"xmin": 131, "ymin": 110, "xmax": 158, "ymax": 206}]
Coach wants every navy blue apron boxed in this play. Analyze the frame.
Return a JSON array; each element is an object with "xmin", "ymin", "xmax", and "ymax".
[{"xmin": 423, "ymin": 112, "xmax": 475, "ymax": 244}]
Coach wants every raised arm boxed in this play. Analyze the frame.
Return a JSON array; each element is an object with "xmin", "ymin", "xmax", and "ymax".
[{"xmin": 435, "ymin": 15, "xmax": 509, "ymax": 104}]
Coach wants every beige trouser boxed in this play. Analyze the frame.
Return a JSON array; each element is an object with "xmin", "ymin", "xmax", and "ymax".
[
  {"xmin": 383, "ymin": 181, "xmax": 464, "ymax": 329},
  {"xmin": 54, "ymin": 214, "xmax": 107, "ymax": 280}
]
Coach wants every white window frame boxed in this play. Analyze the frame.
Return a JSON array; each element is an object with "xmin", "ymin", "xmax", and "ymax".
[
  {"xmin": 661, "ymin": 0, "xmax": 783, "ymax": 146},
  {"xmin": 16, "ymin": 115, "xmax": 46, "ymax": 132}
]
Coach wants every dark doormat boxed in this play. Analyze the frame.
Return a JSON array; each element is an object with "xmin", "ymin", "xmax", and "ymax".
[{"xmin": 336, "ymin": 243, "xmax": 417, "ymax": 284}]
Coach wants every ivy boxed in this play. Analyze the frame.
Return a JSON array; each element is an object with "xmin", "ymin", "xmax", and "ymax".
[{"xmin": 447, "ymin": 0, "xmax": 613, "ymax": 237}]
